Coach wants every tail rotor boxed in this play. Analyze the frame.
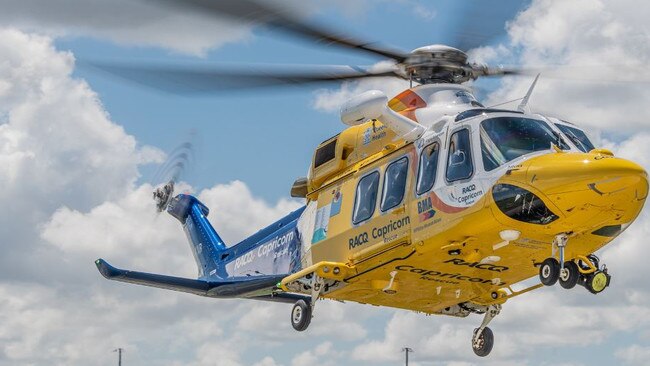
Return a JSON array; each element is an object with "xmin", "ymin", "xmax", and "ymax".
[{"xmin": 152, "ymin": 137, "xmax": 196, "ymax": 213}]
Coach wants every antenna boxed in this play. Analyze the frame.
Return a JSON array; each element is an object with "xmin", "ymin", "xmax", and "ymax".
[
  {"xmin": 401, "ymin": 347, "xmax": 414, "ymax": 366},
  {"xmin": 113, "ymin": 348, "xmax": 124, "ymax": 366},
  {"xmin": 517, "ymin": 73, "xmax": 541, "ymax": 113}
]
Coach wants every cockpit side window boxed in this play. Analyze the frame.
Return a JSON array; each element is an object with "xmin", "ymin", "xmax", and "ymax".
[
  {"xmin": 417, "ymin": 142, "xmax": 440, "ymax": 195},
  {"xmin": 381, "ymin": 157, "xmax": 408, "ymax": 211},
  {"xmin": 352, "ymin": 171, "xmax": 379, "ymax": 224},
  {"xmin": 554, "ymin": 124, "xmax": 595, "ymax": 152},
  {"xmin": 446, "ymin": 129, "xmax": 473, "ymax": 182}
]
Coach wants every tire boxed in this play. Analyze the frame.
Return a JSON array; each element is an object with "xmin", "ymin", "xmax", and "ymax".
[
  {"xmin": 539, "ymin": 258, "xmax": 560, "ymax": 286},
  {"xmin": 585, "ymin": 271, "xmax": 610, "ymax": 294},
  {"xmin": 291, "ymin": 300, "xmax": 312, "ymax": 331},
  {"xmin": 559, "ymin": 261, "xmax": 580, "ymax": 289},
  {"xmin": 472, "ymin": 327, "xmax": 494, "ymax": 357}
]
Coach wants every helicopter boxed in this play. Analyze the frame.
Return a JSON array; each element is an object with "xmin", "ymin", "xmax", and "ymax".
[{"xmin": 94, "ymin": 0, "xmax": 648, "ymax": 357}]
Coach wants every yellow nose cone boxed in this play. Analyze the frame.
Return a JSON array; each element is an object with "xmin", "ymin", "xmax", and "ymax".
[
  {"xmin": 515, "ymin": 152, "xmax": 648, "ymax": 226},
  {"xmin": 525, "ymin": 152, "xmax": 647, "ymax": 197}
]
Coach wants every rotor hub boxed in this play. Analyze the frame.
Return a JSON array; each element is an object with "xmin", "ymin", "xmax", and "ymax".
[{"xmin": 405, "ymin": 44, "xmax": 475, "ymax": 84}]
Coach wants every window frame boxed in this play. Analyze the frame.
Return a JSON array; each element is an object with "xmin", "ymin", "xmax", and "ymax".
[
  {"xmin": 380, "ymin": 156, "xmax": 409, "ymax": 212},
  {"xmin": 553, "ymin": 122, "xmax": 595, "ymax": 153},
  {"xmin": 478, "ymin": 117, "xmax": 571, "ymax": 172},
  {"xmin": 445, "ymin": 127, "xmax": 474, "ymax": 183},
  {"xmin": 351, "ymin": 170, "xmax": 381, "ymax": 225},
  {"xmin": 314, "ymin": 138, "xmax": 337, "ymax": 168},
  {"xmin": 416, "ymin": 140, "xmax": 441, "ymax": 196}
]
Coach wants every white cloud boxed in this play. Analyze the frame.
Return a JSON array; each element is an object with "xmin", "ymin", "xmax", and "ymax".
[
  {"xmin": 0, "ymin": 0, "xmax": 251, "ymax": 55},
  {"xmin": 198, "ymin": 181, "xmax": 302, "ymax": 245},
  {"xmin": 0, "ymin": 0, "xmax": 382, "ymax": 55},
  {"xmin": 253, "ymin": 356, "xmax": 284, "ymax": 366},
  {"xmin": 0, "ymin": 28, "xmax": 163, "ymax": 286},
  {"xmin": 312, "ymin": 61, "xmax": 409, "ymax": 113},
  {"xmin": 484, "ymin": 0, "xmax": 650, "ymax": 133},
  {"xmin": 411, "ymin": 3, "xmax": 437, "ymax": 21},
  {"xmin": 615, "ymin": 344, "xmax": 650, "ymax": 365},
  {"xmin": 0, "ymin": 26, "xmax": 310, "ymax": 365},
  {"xmin": 291, "ymin": 341, "xmax": 338, "ymax": 366}
]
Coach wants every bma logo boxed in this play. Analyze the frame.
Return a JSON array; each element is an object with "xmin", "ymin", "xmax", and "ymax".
[
  {"xmin": 444, "ymin": 258, "xmax": 509, "ymax": 272},
  {"xmin": 462, "ymin": 184, "xmax": 476, "ymax": 194},
  {"xmin": 417, "ymin": 197, "xmax": 433, "ymax": 214}
]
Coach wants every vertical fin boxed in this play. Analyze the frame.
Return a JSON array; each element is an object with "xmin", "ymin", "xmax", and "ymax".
[{"xmin": 167, "ymin": 194, "xmax": 226, "ymax": 278}]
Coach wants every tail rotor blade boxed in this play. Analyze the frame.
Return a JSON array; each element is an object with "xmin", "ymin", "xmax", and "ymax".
[{"xmin": 152, "ymin": 137, "xmax": 197, "ymax": 212}]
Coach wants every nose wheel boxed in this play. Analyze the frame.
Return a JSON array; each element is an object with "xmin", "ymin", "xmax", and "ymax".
[
  {"xmin": 539, "ymin": 258, "xmax": 560, "ymax": 286},
  {"xmin": 558, "ymin": 261, "xmax": 580, "ymax": 289},
  {"xmin": 538, "ymin": 235, "xmax": 610, "ymax": 294}
]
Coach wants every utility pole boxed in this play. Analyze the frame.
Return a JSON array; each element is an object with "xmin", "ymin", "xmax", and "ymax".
[
  {"xmin": 113, "ymin": 348, "xmax": 124, "ymax": 366},
  {"xmin": 402, "ymin": 347, "xmax": 414, "ymax": 366}
]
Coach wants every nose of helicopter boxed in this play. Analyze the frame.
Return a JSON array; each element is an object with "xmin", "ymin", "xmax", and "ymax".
[{"xmin": 517, "ymin": 150, "xmax": 648, "ymax": 224}]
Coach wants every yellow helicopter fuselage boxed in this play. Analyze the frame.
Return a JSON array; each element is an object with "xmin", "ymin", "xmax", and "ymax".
[{"xmin": 282, "ymin": 85, "xmax": 648, "ymax": 315}]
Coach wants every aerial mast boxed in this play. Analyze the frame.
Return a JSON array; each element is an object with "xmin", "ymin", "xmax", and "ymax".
[
  {"xmin": 401, "ymin": 347, "xmax": 414, "ymax": 366},
  {"xmin": 113, "ymin": 348, "xmax": 124, "ymax": 366}
]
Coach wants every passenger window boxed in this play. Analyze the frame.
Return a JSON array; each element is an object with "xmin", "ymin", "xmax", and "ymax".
[
  {"xmin": 352, "ymin": 171, "xmax": 380, "ymax": 224},
  {"xmin": 416, "ymin": 142, "xmax": 440, "ymax": 195},
  {"xmin": 381, "ymin": 157, "xmax": 409, "ymax": 211},
  {"xmin": 446, "ymin": 129, "xmax": 473, "ymax": 181}
]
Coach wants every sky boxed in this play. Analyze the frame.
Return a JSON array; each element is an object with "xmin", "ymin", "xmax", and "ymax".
[{"xmin": 0, "ymin": 0, "xmax": 649, "ymax": 365}]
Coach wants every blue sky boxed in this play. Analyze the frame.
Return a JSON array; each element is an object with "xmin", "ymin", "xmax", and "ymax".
[
  {"xmin": 1, "ymin": 1, "xmax": 650, "ymax": 365},
  {"xmin": 56, "ymin": 0, "xmax": 527, "ymax": 201}
]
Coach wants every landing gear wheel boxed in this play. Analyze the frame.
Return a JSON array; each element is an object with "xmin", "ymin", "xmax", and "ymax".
[
  {"xmin": 539, "ymin": 258, "xmax": 560, "ymax": 286},
  {"xmin": 472, "ymin": 327, "xmax": 494, "ymax": 357},
  {"xmin": 559, "ymin": 261, "xmax": 580, "ymax": 289},
  {"xmin": 585, "ymin": 271, "xmax": 610, "ymax": 294},
  {"xmin": 290, "ymin": 300, "xmax": 312, "ymax": 331}
]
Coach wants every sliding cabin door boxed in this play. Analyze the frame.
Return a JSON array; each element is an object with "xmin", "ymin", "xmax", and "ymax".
[{"xmin": 309, "ymin": 146, "xmax": 415, "ymax": 264}]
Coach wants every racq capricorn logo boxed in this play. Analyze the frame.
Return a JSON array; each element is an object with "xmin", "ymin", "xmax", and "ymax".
[
  {"xmin": 234, "ymin": 231, "xmax": 295, "ymax": 270},
  {"xmin": 450, "ymin": 183, "xmax": 484, "ymax": 206},
  {"xmin": 348, "ymin": 216, "xmax": 411, "ymax": 249}
]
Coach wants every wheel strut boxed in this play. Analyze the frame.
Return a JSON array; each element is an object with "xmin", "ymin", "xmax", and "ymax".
[
  {"xmin": 471, "ymin": 304, "xmax": 501, "ymax": 357},
  {"xmin": 554, "ymin": 233, "xmax": 568, "ymax": 273},
  {"xmin": 310, "ymin": 274, "xmax": 324, "ymax": 312},
  {"xmin": 290, "ymin": 274, "xmax": 324, "ymax": 332}
]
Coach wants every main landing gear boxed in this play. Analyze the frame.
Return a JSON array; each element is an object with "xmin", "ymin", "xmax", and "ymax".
[
  {"xmin": 538, "ymin": 234, "xmax": 611, "ymax": 294},
  {"xmin": 291, "ymin": 299, "xmax": 312, "ymax": 331},
  {"xmin": 454, "ymin": 302, "xmax": 502, "ymax": 357},
  {"xmin": 290, "ymin": 274, "xmax": 324, "ymax": 332},
  {"xmin": 471, "ymin": 304, "xmax": 501, "ymax": 357}
]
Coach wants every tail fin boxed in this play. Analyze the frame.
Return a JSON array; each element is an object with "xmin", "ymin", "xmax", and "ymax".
[{"xmin": 167, "ymin": 194, "xmax": 226, "ymax": 278}]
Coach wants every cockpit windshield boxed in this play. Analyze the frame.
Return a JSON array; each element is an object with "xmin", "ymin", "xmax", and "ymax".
[
  {"xmin": 480, "ymin": 117, "xmax": 568, "ymax": 171},
  {"xmin": 554, "ymin": 123, "xmax": 595, "ymax": 153}
]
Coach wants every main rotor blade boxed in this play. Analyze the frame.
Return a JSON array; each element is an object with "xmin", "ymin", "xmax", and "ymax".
[
  {"xmin": 88, "ymin": 62, "xmax": 403, "ymax": 93},
  {"xmin": 477, "ymin": 65, "xmax": 650, "ymax": 84},
  {"xmin": 148, "ymin": 0, "xmax": 409, "ymax": 62},
  {"xmin": 446, "ymin": 0, "xmax": 530, "ymax": 52}
]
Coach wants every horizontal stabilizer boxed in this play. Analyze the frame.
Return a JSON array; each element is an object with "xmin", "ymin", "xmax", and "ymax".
[{"xmin": 95, "ymin": 259, "xmax": 299, "ymax": 300}]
